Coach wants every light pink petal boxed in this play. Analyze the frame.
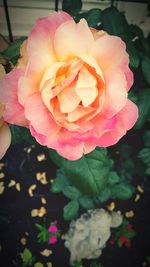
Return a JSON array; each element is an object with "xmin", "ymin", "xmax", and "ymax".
[
  {"xmin": 40, "ymin": 62, "xmax": 64, "ymax": 110},
  {"xmin": 116, "ymin": 99, "xmax": 138, "ymax": 130},
  {"xmin": 54, "ymin": 19, "xmax": 94, "ymax": 61},
  {"xmin": 25, "ymin": 93, "xmax": 60, "ymax": 137},
  {"xmin": 56, "ymin": 141, "xmax": 96, "ymax": 160},
  {"xmin": 91, "ymin": 34, "xmax": 133, "ymax": 91},
  {"xmin": 67, "ymin": 105, "xmax": 95, "ymax": 122},
  {"xmin": 26, "ymin": 12, "xmax": 72, "ymax": 74},
  {"xmin": 94, "ymin": 99, "xmax": 138, "ymax": 147},
  {"xmin": 0, "ymin": 122, "xmax": 11, "ymax": 159},
  {"xmin": 67, "ymin": 115, "xmax": 116, "ymax": 143},
  {"xmin": 83, "ymin": 143, "xmax": 96, "ymax": 154},
  {"xmin": 46, "ymin": 127, "xmax": 81, "ymax": 148},
  {"xmin": 0, "ymin": 69, "xmax": 28, "ymax": 126},
  {"xmin": 18, "ymin": 75, "xmax": 39, "ymax": 106},
  {"xmin": 30, "ymin": 125, "xmax": 47, "ymax": 145},
  {"xmin": 56, "ymin": 143, "xmax": 84, "ymax": 160},
  {"xmin": 101, "ymin": 69, "xmax": 128, "ymax": 118},
  {"xmin": 75, "ymin": 67, "xmax": 98, "ymax": 107},
  {"xmin": 18, "ymin": 12, "xmax": 73, "ymax": 106},
  {"xmin": 58, "ymin": 81, "xmax": 80, "ymax": 113}
]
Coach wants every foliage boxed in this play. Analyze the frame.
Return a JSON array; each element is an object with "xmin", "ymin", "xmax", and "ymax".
[
  {"xmin": 62, "ymin": 0, "xmax": 82, "ymax": 15},
  {"xmin": 51, "ymin": 149, "xmax": 134, "ymax": 220},
  {"xmin": 35, "ymin": 223, "xmax": 50, "ymax": 243},
  {"xmin": 138, "ymin": 131, "xmax": 150, "ymax": 175},
  {"xmin": 110, "ymin": 218, "xmax": 136, "ymax": 248},
  {"xmin": 10, "ymin": 125, "xmax": 38, "ymax": 145},
  {"xmin": 21, "ymin": 248, "xmax": 35, "ymax": 267},
  {"xmin": 0, "ymin": 37, "xmax": 25, "ymax": 65},
  {"xmin": 36, "ymin": 222, "xmax": 60, "ymax": 243}
]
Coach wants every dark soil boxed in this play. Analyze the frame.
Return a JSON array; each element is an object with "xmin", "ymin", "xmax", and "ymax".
[{"xmin": 0, "ymin": 140, "xmax": 150, "ymax": 267}]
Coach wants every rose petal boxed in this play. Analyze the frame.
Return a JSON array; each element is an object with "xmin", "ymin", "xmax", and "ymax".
[
  {"xmin": 91, "ymin": 34, "xmax": 133, "ymax": 91},
  {"xmin": 25, "ymin": 93, "xmax": 60, "ymax": 137},
  {"xmin": 0, "ymin": 122, "xmax": 11, "ymax": 159},
  {"xmin": 58, "ymin": 81, "xmax": 80, "ymax": 113},
  {"xmin": 56, "ymin": 143, "xmax": 84, "ymax": 160},
  {"xmin": 95, "ymin": 99, "xmax": 138, "ymax": 147},
  {"xmin": 54, "ymin": 19, "xmax": 94, "ymax": 60},
  {"xmin": 101, "ymin": 69, "xmax": 128, "ymax": 118},
  {"xmin": 75, "ymin": 67, "xmax": 98, "ymax": 107},
  {"xmin": 26, "ymin": 12, "xmax": 72, "ymax": 74},
  {"xmin": 0, "ymin": 69, "xmax": 28, "ymax": 126}
]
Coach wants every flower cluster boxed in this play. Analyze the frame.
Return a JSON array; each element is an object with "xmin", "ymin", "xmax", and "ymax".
[
  {"xmin": 48, "ymin": 224, "xmax": 58, "ymax": 244},
  {"xmin": 36, "ymin": 221, "xmax": 60, "ymax": 245},
  {"xmin": 109, "ymin": 219, "xmax": 135, "ymax": 248}
]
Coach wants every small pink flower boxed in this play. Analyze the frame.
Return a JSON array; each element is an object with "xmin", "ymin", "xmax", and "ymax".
[
  {"xmin": 48, "ymin": 225, "xmax": 58, "ymax": 233},
  {"xmin": 119, "ymin": 235, "xmax": 127, "ymax": 244},
  {"xmin": 49, "ymin": 236, "xmax": 58, "ymax": 244}
]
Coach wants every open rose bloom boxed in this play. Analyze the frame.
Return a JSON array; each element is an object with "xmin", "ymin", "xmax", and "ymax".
[
  {"xmin": 0, "ymin": 65, "xmax": 11, "ymax": 159},
  {"xmin": 0, "ymin": 12, "xmax": 138, "ymax": 160}
]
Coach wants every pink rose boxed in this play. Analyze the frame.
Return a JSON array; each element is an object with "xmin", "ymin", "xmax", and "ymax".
[
  {"xmin": 0, "ymin": 104, "xmax": 11, "ymax": 159},
  {"xmin": 0, "ymin": 12, "xmax": 138, "ymax": 160},
  {"xmin": 49, "ymin": 236, "xmax": 58, "ymax": 245},
  {"xmin": 48, "ymin": 225, "xmax": 58, "ymax": 233},
  {"xmin": 0, "ymin": 65, "xmax": 11, "ymax": 159}
]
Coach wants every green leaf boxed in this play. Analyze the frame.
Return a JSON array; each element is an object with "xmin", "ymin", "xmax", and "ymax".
[
  {"xmin": 122, "ymin": 37, "xmax": 140, "ymax": 69},
  {"xmin": 143, "ymin": 131, "xmax": 150, "ymax": 147},
  {"xmin": 128, "ymin": 91, "xmax": 138, "ymax": 104},
  {"xmin": 48, "ymin": 149, "xmax": 66, "ymax": 167},
  {"xmin": 63, "ymin": 200, "xmax": 79, "ymax": 220},
  {"xmin": 62, "ymin": 185, "xmax": 81, "ymax": 199},
  {"xmin": 138, "ymin": 148, "xmax": 150, "ymax": 165},
  {"xmin": 108, "ymin": 171, "xmax": 120, "ymax": 185},
  {"xmin": 95, "ymin": 188, "xmax": 111, "ymax": 203},
  {"xmin": 51, "ymin": 170, "xmax": 68, "ymax": 193},
  {"xmin": 79, "ymin": 196, "xmax": 95, "ymax": 209},
  {"xmin": 21, "ymin": 248, "xmax": 33, "ymax": 265},
  {"xmin": 118, "ymin": 241, "xmax": 123, "ymax": 247},
  {"xmin": 62, "ymin": 148, "xmax": 111, "ymax": 196},
  {"xmin": 111, "ymin": 184, "xmax": 134, "ymax": 200},
  {"xmin": 62, "ymin": 0, "xmax": 82, "ymax": 15},
  {"xmin": 142, "ymin": 57, "xmax": 150, "ymax": 84},
  {"xmin": 101, "ymin": 7, "xmax": 129, "ymax": 36},
  {"xmin": 125, "ymin": 231, "xmax": 136, "ymax": 239},
  {"xmin": 129, "ymin": 24, "xmax": 144, "ymax": 40},
  {"xmin": 1, "ymin": 37, "xmax": 26, "ymax": 64},
  {"xmin": 75, "ymin": 9, "xmax": 102, "ymax": 29},
  {"xmin": 135, "ymin": 88, "xmax": 150, "ymax": 129},
  {"xmin": 10, "ymin": 125, "xmax": 38, "ymax": 145},
  {"xmin": 146, "ymin": 166, "xmax": 150, "ymax": 175},
  {"xmin": 73, "ymin": 261, "xmax": 82, "ymax": 267},
  {"xmin": 127, "ymin": 41, "xmax": 140, "ymax": 69},
  {"xmin": 35, "ymin": 224, "xmax": 45, "ymax": 231}
]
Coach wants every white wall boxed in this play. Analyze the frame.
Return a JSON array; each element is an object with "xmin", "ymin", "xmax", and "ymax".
[{"xmin": 0, "ymin": 0, "xmax": 149, "ymax": 37}]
